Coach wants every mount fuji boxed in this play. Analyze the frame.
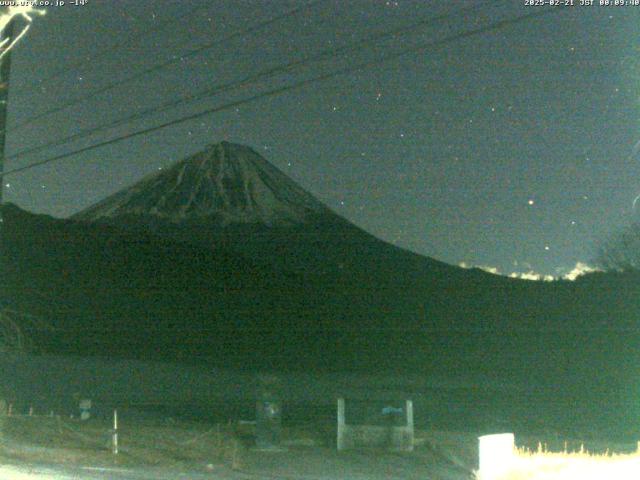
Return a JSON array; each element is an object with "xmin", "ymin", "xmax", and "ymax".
[
  {"xmin": 72, "ymin": 141, "xmax": 451, "ymax": 275},
  {"xmin": 73, "ymin": 142, "xmax": 330, "ymax": 227}
]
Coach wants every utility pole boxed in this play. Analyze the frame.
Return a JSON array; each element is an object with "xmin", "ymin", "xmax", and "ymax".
[
  {"xmin": 0, "ymin": 17, "xmax": 14, "ymax": 216},
  {"xmin": 0, "ymin": 14, "xmax": 12, "ymax": 416}
]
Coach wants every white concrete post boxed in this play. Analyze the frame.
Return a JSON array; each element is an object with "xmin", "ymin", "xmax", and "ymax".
[
  {"xmin": 337, "ymin": 398, "xmax": 346, "ymax": 451},
  {"xmin": 405, "ymin": 399, "xmax": 414, "ymax": 452},
  {"xmin": 112, "ymin": 409, "xmax": 119, "ymax": 455},
  {"xmin": 405, "ymin": 400, "xmax": 413, "ymax": 428},
  {"xmin": 478, "ymin": 433, "xmax": 515, "ymax": 480}
]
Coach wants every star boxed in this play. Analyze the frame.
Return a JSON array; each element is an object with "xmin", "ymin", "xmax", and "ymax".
[{"xmin": 528, "ymin": 199, "xmax": 535, "ymax": 205}]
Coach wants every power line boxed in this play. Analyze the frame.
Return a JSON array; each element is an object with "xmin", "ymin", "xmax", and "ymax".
[
  {"xmin": 7, "ymin": 0, "xmax": 493, "ymax": 163},
  {"xmin": 14, "ymin": 2, "xmax": 212, "ymax": 93},
  {"xmin": 0, "ymin": 6, "xmax": 567, "ymax": 179},
  {"xmin": 7, "ymin": 0, "xmax": 323, "ymax": 132}
]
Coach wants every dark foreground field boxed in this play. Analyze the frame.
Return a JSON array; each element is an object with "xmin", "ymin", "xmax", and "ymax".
[
  {"xmin": 2, "ymin": 352, "xmax": 638, "ymax": 479},
  {"xmin": 0, "ymin": 413, "xmax": 479, "ymax": 480},
  {"xmin": 2, "ymin": 411, "xmax": 637, "ymax": 480}
]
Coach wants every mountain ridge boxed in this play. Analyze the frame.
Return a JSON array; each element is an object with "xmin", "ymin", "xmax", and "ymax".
[
  {"xmin": 73, "ymin": 142, "xmax": 331, "ymax": 227},
  {"xmin": 71, "ymin": 141, "xmax": 460, "ymax": 275}
]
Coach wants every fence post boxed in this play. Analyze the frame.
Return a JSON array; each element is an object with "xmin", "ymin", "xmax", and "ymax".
[
  {"xmin": 405, "ymin": 399, "xmax": 414, "ymax": 451},
  {"xmin": 112, "ymin": 409, "xmax": 118, "ymax": 455},
  {"xmin": 255, "ymin": 374, "xmax": 282, "ymax": 450},
  {"xmin": 337, "ymin": 398, "xmax": 346, "ymax": 451}
]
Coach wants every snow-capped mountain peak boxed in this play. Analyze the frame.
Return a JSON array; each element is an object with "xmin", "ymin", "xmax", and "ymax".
[{"xmin": 73, "ymin": 142, "xmax": 329, "ymax": 226}]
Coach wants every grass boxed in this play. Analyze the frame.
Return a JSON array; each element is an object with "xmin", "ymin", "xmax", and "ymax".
[
  {"xmin": 477, "ymin": 441, "xmax": 640, "ymax": 480},
  {"xmin": 0, "ymin": 414, "xmax": 245, "ymax": 472}
]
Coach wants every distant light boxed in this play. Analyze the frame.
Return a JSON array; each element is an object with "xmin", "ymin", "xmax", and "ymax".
[
  {"xmin": 528, "ymin": 199, "xmax": 534, "ymax": 205},
  {"xmin": 545, "ymin": 245, "xmax": 550, "ymax": 251}
]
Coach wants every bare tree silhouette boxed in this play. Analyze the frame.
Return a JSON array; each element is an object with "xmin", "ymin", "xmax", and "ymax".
[
  {"xmin": 594, "ymin": 222, "xmax": 640, "ymax": 272},
  {"xmin": 0, "ymin": 305, "xmax": 51, "ymax": 354}
]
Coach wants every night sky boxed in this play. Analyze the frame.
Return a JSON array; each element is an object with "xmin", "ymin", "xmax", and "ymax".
[{"xmin": 2, "ymin": 0, "xmax": 639, "ymax": 277}]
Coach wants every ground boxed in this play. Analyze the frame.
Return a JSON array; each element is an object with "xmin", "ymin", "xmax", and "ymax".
[{"xmin": 0, "ymin": 414, "xmax": 478, "ymax": 479}]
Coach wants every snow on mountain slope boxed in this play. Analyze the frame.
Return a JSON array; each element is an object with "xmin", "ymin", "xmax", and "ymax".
[{"xmin": 73, "ymin": 142, "xmax": 330, "ymax": 227}]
